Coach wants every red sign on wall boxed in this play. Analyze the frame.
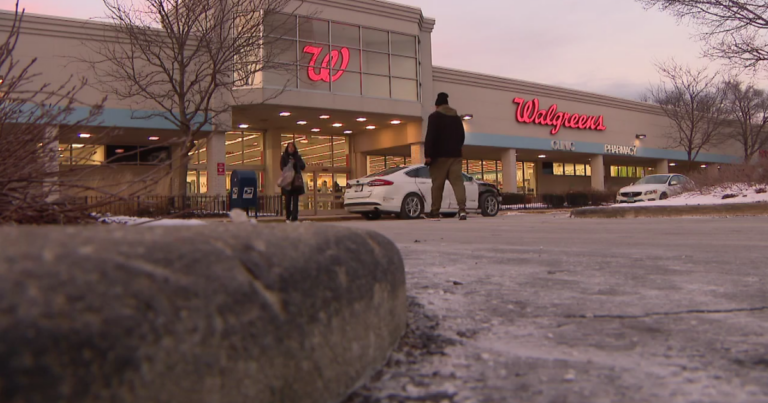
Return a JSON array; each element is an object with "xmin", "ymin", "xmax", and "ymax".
[
  {"xmin": 217, "ymin": 162, "xmax": 225, "ymax": 176},
  {"xmin": 303, "ymin": 45, "xmax": 350, "ymax": 83},
  {"xmin": 513, "ymin": 97, "xmax": 607, "ymax": 135}
]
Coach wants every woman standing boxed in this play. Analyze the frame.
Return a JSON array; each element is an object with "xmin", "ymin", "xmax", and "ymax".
[{"xmin": 280, "ymin": 142, "xmax": 306, "ymax": 222}]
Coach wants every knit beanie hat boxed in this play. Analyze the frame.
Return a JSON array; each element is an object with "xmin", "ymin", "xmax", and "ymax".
[{"xmin": 435, "ymin": 92, "xmax": 449, "ymax": 106}]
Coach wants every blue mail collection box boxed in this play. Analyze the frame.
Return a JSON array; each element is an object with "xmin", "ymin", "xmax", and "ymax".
[{"xmin": 229, "ymin": 170, "xmax": 259, "ymax": 217}]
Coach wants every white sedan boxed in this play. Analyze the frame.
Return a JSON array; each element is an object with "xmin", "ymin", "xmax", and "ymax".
[
  {"xmin": 343, "ymin": 165, "xmax": 502, "ymax": 220},
  {"xmin": 616, "ymin": 174, "xmax": 692, "ymax": 203}
]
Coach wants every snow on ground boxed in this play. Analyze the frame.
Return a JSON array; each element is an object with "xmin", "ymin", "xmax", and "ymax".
[
  {"xmin": 98, "ymin": 216, "xmax": 208, "ymax": 226},
  {"xmin": 612, "ymin": 184, "xmax": 768, "ymax": 207}
]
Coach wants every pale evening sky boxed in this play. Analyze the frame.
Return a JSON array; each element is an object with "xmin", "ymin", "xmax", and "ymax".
[{"xmin": 2, "ymin": 0, "xmax": 728, "ymax": 100}]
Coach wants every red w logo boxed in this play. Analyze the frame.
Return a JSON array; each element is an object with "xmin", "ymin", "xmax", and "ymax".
[{"xmin": 303, "ymin": 45, "xmax": 350, "ymax": 83}]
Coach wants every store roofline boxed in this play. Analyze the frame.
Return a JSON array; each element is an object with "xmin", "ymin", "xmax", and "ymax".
[{"xmin": 433, "ymin": 66, "xmax": 665, "ymax": 116}]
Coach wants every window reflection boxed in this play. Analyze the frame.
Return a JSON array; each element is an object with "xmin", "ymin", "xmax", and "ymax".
[{"xmin": 282, "ymin": 134, "xmax": 349, "ymax": 167}]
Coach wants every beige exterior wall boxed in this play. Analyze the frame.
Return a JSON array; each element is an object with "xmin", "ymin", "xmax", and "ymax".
[
  {"xmin": 432, "ymin": 67, "xmax": 744, "ymax": 161},
  {"xmin": 0, "ymin": 12, "xmax": 170, "ymax": 112}
]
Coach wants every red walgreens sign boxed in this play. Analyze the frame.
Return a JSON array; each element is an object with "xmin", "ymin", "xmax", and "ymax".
[
  {"xmin": 513, "ymin": 97, "xmax": 607, "ymax": 135},
  {"xmin": 303, "ymin": 45, "xmax": 350, "ymax": 83}
]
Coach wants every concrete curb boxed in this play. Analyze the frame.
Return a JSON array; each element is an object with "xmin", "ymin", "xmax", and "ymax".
[
  {"xmin": 570, "ymin": 202, "xmax": 768, "ymax": 219},
  {"xmin": 0, "ymin": 224, "xmax": 406, "ymax": 403}
]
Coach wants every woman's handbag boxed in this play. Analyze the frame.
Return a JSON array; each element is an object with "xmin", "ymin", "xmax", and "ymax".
[
  {"xmin": 277, "ymin": 163, "xmax": 295, "ymax": 189},
  {"xmin": 292, "ymin": 171, "xmax": 305, "ymax": 190}
]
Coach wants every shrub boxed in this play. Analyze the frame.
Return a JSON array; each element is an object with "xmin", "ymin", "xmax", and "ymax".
[
  {"xmin": 684, "ymin": 159, "xmax": 768, "ymax": 192},
  {"xmin": 542, "ymin": 194, "xmax": 566, "ymax": 208},
  {"xmin": 587, "ymin": 190, "xmax": 617, "ymax": 206},
  {"xmin": 500, "ymin": 192, "xmax": 527, "ymax": 205},
  {"xmin": 565, "ymin": 191, "xmax": 591, "ymax": 207}
]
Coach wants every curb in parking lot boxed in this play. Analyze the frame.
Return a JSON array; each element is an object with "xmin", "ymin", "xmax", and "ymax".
[
  {"xmin": 0, "ymin": 223, "xmax": 406, "ymax": 403},
  {"xmin": 570, "ymin": 202, "xmax": 768, "ymax": 219}
]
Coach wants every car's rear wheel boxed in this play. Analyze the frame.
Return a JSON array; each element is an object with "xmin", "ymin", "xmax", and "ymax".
[
  {"xmin": 400, "ymin": 193, "xmax": 424, "ymax": 220},
  {"xmin": 481, "ymin": 193, "xmax": 500, "ymax": 217},
  {"xmin": 362, "ymin": 211, "xmax": 382, "ymax": 221},
  {"xmin": 659, "ymin": 192, "xmax": 669, "ymax": 200}
]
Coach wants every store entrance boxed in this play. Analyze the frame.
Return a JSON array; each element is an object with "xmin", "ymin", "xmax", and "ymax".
[{"xmin": 300, "ymin": 167, "xmax": 349, "ymax": 216}]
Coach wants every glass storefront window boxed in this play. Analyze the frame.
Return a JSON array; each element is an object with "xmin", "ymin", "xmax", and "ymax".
[
  {"xmin": 242, "ymin": 134, "xmax": 262, "ymax": 165},
  {"xmin": 186, "ymin": 170, "xmax": 208, "ymax": 194},
  {"xmin": 586, "ymin": 164, "xmax": 592, "ymax": 176},
  {"xmin": 368, "ymin": 155, "xmax": 411, "ymax": 174},
  {"xmin": 331, "ymin": 22, "xmax": 360, "ymax": 48},
  {"xmin": 299, "ymin": 18, "xmax": 329, "ymax": 43},
  {"xmin": 362, "ymin": 28, "xmax": 388, "ymax": 52},
  {"xmin": 257, "ymin": 17, "xmax": 419, "ymax": 100},
  {"xmin": 332, "ymin": 46, "xmax": 361, "ymax": 72},
  {"xmin": 523, "ymin": 162, "xmax": 536, "ymax": 194},
  {"xmin": 368, "ymin": 156, "xmax": 385, "ymax": 174},
  {"xmin": 363, "ymin": 74, "xmax": 389, "ymax": 98},
  {"xmin": 482, "ymin": 161, "xmax": 499, "ymax": 187},
  {"xmin": 362, "ymin": 51, "xmax": 389, "ymax": 75},
  {"xmin": 189, "ymin": 139, "xmax": 207, "ymax": 165},
  {"xmin": 547, "ymin": 162, "xmax": 591, "ymax": 177},
  {"xmin": 390, "ymin": 56, "xmax": 417, "ymax": 79},
  {"xmin": 225, "ymin": 132, "xmax": 264, "ymax": 166},
  {"xmin": 264, "ymin": 13, "xmax": 297, "ymax": 38},
  {"xmin": 332, "ymin": 71, "xmax": 361, "ymax": 95},
  {"xmin": 302, "ymin": 135, "xmax": 333, "ymax": 167},
  {"xmin": 332, "ymin": 136, "xmax": 349, "ymax": 167},
  {"xmin": 299, "ymin": 68, "xmax": 331, "ymax": 92},
  {"xmin": 467, "ymin": 160, "xmax": 482, "ymax": 180},
  {"xmin": 391, "ymin": 78, "xmax": 418, "ymax": 101},
  {"xmin": 564, "ymin": 163, "xmax": 576, "ymax": 176},
  {"xmin": 59, "ymin": 144, "xmax": 104, "ymax": 165},
  {"xmin": 575, "ymin": 164, "xmax": 586, "ymax": 176},
  {"xmin": 609, "ymin": 166, "xmax": 647, "ymax": 178},
  {"xmin": 225, "ymin": 132, "xmax": 243, "ymax": 165},
  {"xmin": 390, "ymin": 33, "xmax": 416, "ymax": 56},
  {"xmin": 267, "ymin": 38, "xmax": 298, "ymax": 63}
]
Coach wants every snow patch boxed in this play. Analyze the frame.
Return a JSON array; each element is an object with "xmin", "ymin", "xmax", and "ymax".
[
  {"xmin": 99, "ymin": 216, "xmax": 207, "ymax": 226},
  {"xmin": 611, "ymin": 184, "xmax": 768, "ymax": 207}
]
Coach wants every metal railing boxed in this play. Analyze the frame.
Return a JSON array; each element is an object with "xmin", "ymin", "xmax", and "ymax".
[
  {"xmin": 499, "ymin": 194, "xmax": 553, "ymax": 210},
  {"xmin": 499, "ymin": 192, "xmax": 616, "ymax": 211},
  {"xmin": 81, "ymin": 195, "xmax": 284, "ymax": 218}
]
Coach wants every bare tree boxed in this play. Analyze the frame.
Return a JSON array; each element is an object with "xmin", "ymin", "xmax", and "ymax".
[
  {"xmin": 83, "ymin": 0, "xmax": 298, "ymax": 195},
  {"xmin": 637, "ymin": 0, "xmax": 768, "ymax": 70},
  {"xmin": 0, "ymin": 2, "xmax": 114, "ymax": 224},
  {"xmin": 648, "ymin": 61, "xmax": 729, "ymax": 167},
  {"xmin": 722, "ymin": 79, "xmax": 768, "ymax": 162}
]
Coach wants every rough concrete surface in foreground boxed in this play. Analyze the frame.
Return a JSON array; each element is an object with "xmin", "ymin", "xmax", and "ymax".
[
  {"xmin": 341, "ymin": 214, "xmax": 768, "ymax": 403},
  {"xmin": 0, "ymin": 224, "xmax": 406, "ymax": 403}
]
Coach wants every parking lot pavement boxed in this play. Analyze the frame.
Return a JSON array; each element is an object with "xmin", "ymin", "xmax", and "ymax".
[{"xmin": 339, "ymin": 214, "xmax": 768, "ymax": 403}]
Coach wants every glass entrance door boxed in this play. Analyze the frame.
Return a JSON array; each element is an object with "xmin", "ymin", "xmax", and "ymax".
[{"xmin": 299, "ymin": 169, "xmax": 349, "ymax": 216}]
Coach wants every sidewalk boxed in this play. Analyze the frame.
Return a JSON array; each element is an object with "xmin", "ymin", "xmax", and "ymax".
[{"xmin": 197, "ymin": 214, "xmax": 363, "ymax": 223}]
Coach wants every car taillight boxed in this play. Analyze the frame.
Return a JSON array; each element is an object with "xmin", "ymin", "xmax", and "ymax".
[{"xmin": 367, "ymin": 179, "xmax": 394, "ymax": 187}]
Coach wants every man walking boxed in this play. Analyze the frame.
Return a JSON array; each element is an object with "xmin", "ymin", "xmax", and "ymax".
[{"xmin": 424, "ymin": 92, "xmax": 467, "ymax": 220}]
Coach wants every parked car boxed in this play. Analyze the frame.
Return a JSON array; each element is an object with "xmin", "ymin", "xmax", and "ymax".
[
  {"xmin": 343, "ymin": 165, "xmax": 502, "ymax": 220},
  {"xmin": 615, "ymin": 174, "xmax": 692, "ymax": 203}
]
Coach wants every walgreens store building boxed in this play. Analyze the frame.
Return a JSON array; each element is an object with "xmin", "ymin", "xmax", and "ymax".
[{"xmin": 5, "ymin": 0, "xmax": 742, "ymax": 215}]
